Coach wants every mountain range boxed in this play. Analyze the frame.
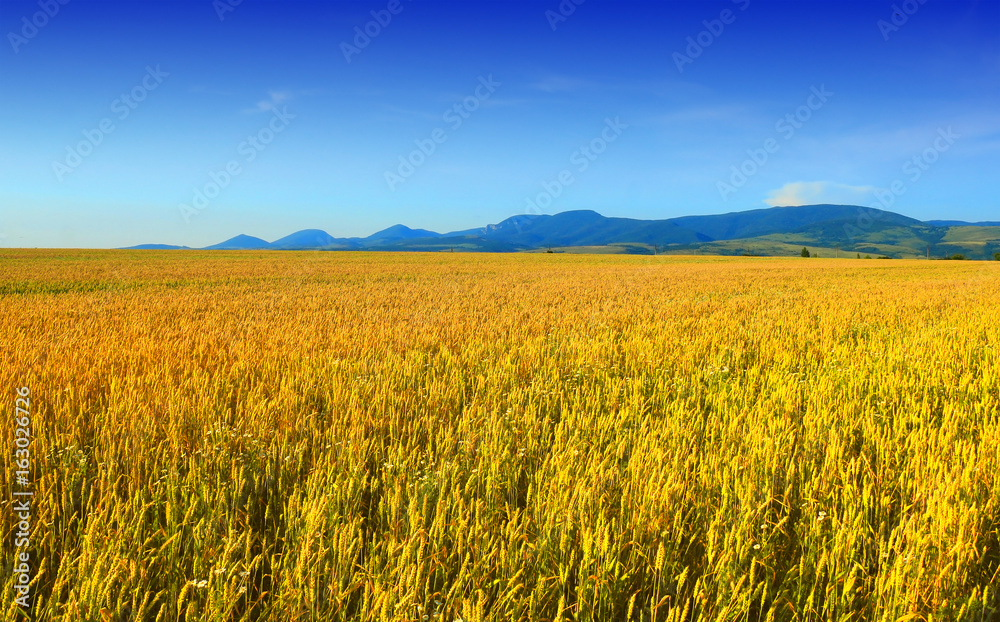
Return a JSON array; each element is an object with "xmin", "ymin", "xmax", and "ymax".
[{"xmin": 124, "ymin": 204, "xmax": 1000, "ymax": 259}]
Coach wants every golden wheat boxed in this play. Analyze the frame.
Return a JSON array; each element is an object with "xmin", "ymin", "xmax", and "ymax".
[{"xmin": 1, "ymin": 250, "xmax": 998, "ymax": 621}]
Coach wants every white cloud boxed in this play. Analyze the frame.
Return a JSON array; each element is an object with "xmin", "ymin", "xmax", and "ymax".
[
  {"xmin": 764, "ymin": 181, "xmax": 878, "ymax": 207},
  {"xmin": 246, "ymin": 90, "xmax": 292, "ymax": 113}
]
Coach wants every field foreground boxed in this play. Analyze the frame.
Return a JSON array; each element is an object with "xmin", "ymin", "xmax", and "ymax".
[{"xmin": 1, "ymin": 251, "xmax": 998, "ymax": 621}]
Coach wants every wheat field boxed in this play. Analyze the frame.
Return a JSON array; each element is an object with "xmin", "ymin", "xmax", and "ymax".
[{"xmin": 1, "ymin": 250, "xmax": 998, "ymax": 621}]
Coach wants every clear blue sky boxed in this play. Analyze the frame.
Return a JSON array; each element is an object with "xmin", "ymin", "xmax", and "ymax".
[{"xmin": 1, "ymin": 0, "xmax": 997, "ymax": 248}]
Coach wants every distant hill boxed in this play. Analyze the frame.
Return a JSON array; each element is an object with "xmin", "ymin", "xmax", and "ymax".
[
  {"xmin": 446, "ymin": 205, "xmax": 929, "ymax": 249},
  {"xmin": 667, "ymin": 204, "xmax": 922, "ymax": 240},
  {"xmin": 365, "ymin": 225, "xmax": 442, "ymax": 242},
  {"xmin": 451, "ymin": 210, "xmax": 708, "ymax": 247},
  {"xmin": 203, "ymin": 234, "xmax": 270, "ymax": 250},
  {"xmin": 120, "ymin": 205, "xmax": 1000, "ymax": 259},
  {"xmin": 926, "ymin": 220, "xmax": 1000, "ymax": 227},
  {"xmin": 121, "ymin": 243, "xmax": 190, "ymax": 250},
  {"xmin": 364, "ymin": 235, "xmax": 519, "ymax": 253},
  {"xmin": 268, "ymin": 229, "xmax": 346, "ymax": 250}
]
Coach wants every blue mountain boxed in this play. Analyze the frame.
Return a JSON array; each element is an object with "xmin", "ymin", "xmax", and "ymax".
[
  {"xmin": 120, "ymin": 204, "xmax": 1000, "ymax": 259},
  {"xmin": 203, "ymin": 234, "xmax": 270, "ymax": 250}
]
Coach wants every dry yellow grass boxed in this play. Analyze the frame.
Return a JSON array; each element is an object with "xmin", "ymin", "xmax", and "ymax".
[{"xmin": 1, "ymin": 250, "xmax": 998, "ymax": 621}]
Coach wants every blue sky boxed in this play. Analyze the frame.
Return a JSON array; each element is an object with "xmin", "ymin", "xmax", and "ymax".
[{"xmin": 1, "ymin": 0, "xmax": 997, "ymax": 248}]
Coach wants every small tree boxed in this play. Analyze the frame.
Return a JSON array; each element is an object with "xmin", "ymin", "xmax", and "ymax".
[
  {"xmin": 994, "ymin": 252, "xmax": 1000, "ymax": 261},
  {"xmin": 801, "ymin": 247, "xmax": 810, "ymax": 258},
  {"xmin": 856, "ymin": 253, "xmax": 861, "ymax": 259}
]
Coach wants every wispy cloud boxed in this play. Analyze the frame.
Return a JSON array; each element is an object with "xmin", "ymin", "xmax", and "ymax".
[
  {"xmin": 246, "ymin": 90, "xmax": 292, "ymax": 113},
  {"xmin": 654, "ymin": 104, "xmax": 754, "ymax": 125},
  {"xmin": 811, "ymin": 112, "xmax": 1000, "ymax": 164},
  {"xmin": 531, "ymin": 75, "xmax": 593, "ymax": 93},
  {"xmin": 764, "ymin": 181, "xmax": 878, "ymax": 207},
  {"xmin": 375, "ymin": 90, "xmax": 525, "ymax": 124}
]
